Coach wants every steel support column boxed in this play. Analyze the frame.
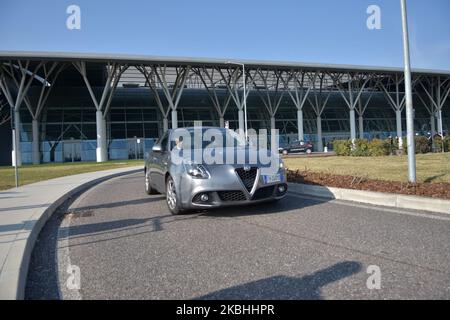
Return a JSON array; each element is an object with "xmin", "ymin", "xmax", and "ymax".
[
  {"xmin": 380, "ymin": 75, "xmax": 406, "ymax": 150},
  {"xmin": 297, "ymin": 109, "xmax": 304, "ymax": 141},
  {"xmin": 437, "ymin": 110, "xmax": 443, "ymax": 134},
  {"xmin": 270, "ymin": 116, "xmax": 276, "ymax": 130},
  {"xmin": 13, "ymin": 109, "xmax": 21, "ymax": 166},
  {"xmin": 32, "ymin": 118, "xmax": 39, "ymax": 164},
  {"xmin": 96, "ymin": 110, "xmax": 107, "ymax": 162},
  {"xmin": 171, "ymin": 109, "xmax": 178, "ymax": 129},
  {"xmin": 163, "ymin": 117, "xmax": 169, "ymax": 132},
  {"xmin": 316, "ymin": 116, "xmax": 323, "ymax": 152},
  {"xmin": 349, "ymin": 108, "xmax": 356, "ymax": 141},
  {"xmin": 396, "ymin": 109, "xmax": 403, "ymax": 148},
  {"xmin": 359, "ymin": 115, "xmax": 364, "ymax": 139},
  {"xmin": 238, "ymin": 110, "xmax": 244, "ymax": 132},
  {"xmin": 74, "ymin": 61, "xmax": 127, "ymax": 162},
  {"xmin": 193, "ymin": 67, "xmax": 232, "ymax": 129}
]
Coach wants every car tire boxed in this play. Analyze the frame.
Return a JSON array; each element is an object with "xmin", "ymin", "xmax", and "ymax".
[
  {"xmin": 145, "ymin": 170, "xmax": 158, "ymax": 195},
  {"xmin": 166, "ymin": 175, "xmax": 183, "ymax": 215},
  {"xmin": 282, "ymin": 150, "xmax": 288, "ymax": 155},
  {"xmin": 306, "ymin": 148, "xmax": 312, "ymax": 154}
]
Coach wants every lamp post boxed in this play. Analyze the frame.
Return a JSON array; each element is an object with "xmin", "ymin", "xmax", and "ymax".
[
  {"xmin": 226, "ymin": 61, "xmax": 248, "ymax": 140},
  {"xmin": 400, "ymin": 0, "xmax": 416, "ymax": 183}
]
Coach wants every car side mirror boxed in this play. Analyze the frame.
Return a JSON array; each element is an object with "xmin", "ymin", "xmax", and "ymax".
[{"xmin": 152, "ymin": 144, "xmax": 162, "ymax": 153}]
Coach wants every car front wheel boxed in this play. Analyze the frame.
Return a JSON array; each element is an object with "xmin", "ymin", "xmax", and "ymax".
[
  {"xmin": 166, "ymin": 176, "xmax": 183, "ymax": 215},
  {"xmin": 306, "ymin": 148, "xmax": 312, "ymax": 154},
  {"xmin": 282, "ymin": 149, "xmax": 288, "ymax": 155}
]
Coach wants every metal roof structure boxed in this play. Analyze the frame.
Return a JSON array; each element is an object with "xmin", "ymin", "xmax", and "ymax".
[
  {"xmin": 1, "ymin": 50, "xmax": 450, "ymax": 76},
  {"xmin": 0, "ymin": 50, "xmax": 448, "ymax": 165}
]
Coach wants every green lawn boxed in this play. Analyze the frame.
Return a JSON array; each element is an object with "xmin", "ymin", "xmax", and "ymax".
[
  {"xmin": 0, "ymin": 160, "xmax": 144, "ymax": 190},
  {"xmin": 284, "ymin": 153, "xmax": 450, "ymax": 184},
  {"xmin": 2, "ymin": 154, "xmax": 448, "ymax": 191}
]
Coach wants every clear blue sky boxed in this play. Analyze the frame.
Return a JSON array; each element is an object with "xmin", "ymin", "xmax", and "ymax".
[{"xmin": 1, "ymin": 0, "xmax": 449, "ymax": 70}]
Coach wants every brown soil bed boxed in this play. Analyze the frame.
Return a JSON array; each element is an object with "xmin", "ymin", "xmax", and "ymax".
[{"xmin": 287, "ymin": 170, "xmax": 450, "ymax": 200}]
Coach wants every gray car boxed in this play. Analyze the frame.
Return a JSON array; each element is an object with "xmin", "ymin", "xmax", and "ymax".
[{"xmin": 144, "ymin": 127, "xmax": 288, "ymax": 214}]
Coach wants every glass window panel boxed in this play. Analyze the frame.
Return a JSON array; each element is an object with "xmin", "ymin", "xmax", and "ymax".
[
  {"xmin": 82, "ymin": 109, "xmax": 96, "ymax": 122},
  {"xmin": 126, "ymin": 122, "xmax": 143, "ymax": 138},
  {"xmin": 111, "ymin": 123, "xmax": 126, "ymax": 139},
  {"xmin": 63, "ymin": 124, "xmax": 82, "ymax": 139},
  {"xmin": 110, "ymin": 109, "xmax": 126, "ymax": 122},
  {"xmin": 142, "ymin": 108, "xmax": 157, "ymax": 121},
  {"xmin": 46, "ymin": 124, "xmax": 62, "ymax": 140},
  {"xmin": 20, "ymin": 111, "xmax": 32, "ymax": 123},
  {"xmin": 82, "ymin": 123, "xmax": 96, "ymax": 139},
  {"xmin": 46, "ymin": 109, "xmax": 63, "ymax": 122},
  {"xmin": 143, "ymin": 123, "xmax": 159, "ymax": 138},
  {"xmin": 63, "ymin": 109, "xmax": 82, "ymax": 122},
  {"xmin": 126, "ymin": 109, "xmax": 142, "ymax": 122}
]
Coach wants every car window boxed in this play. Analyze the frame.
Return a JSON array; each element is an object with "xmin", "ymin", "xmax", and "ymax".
[
  {"xmin": 170, "ymin": 128, "xmax": 248, "ymax": 150},
  {"xmin": 159, "ymin": 133, "xmax": 168, "ymax": 152}
]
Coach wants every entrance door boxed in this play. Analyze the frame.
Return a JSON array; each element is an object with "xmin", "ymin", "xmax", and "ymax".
[{"xmin": 63, "ymin": 140, "xmax": 82, "ymax": 162}]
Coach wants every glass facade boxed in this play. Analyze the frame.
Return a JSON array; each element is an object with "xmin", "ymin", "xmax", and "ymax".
[{"xmin": 14, "ymin": 87, "xmax": 450, "ymax": 163}]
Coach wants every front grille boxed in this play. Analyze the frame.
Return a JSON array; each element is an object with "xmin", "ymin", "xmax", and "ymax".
[
  {"xmin": 235, "ymin": 167, "xmax": 258, "ymax": 192},
  {"xmin": 252, "ymin": 186, "xmax": 275, "ymax": 200},
  {"xmin": 218, "ymin": 190, "xmax": 247, "ymax": 202}
]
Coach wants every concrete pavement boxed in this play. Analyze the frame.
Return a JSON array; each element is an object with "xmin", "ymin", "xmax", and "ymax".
[
  {"xmin": 288, "ymin": 183, "xmax": 450, "ymax": 215},
  {"xmin": 0, "ymin": 166, "xmax": 142, "ymax": 299},
  {"xmin": 26, "ymin": 172, "xmax": 450, "ymax": 299}
]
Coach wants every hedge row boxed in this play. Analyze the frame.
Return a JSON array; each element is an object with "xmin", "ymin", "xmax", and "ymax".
[
  {"xmin": 333, "ymin": 136, "xmax": 450, "ymax": 156},
  {"xmin": 333, "ymin": 139, "xmax": 390, "ymax": 156},
  {"xmin": 397, "ymin": 136, "xmax": 450, "ymax": 154}
]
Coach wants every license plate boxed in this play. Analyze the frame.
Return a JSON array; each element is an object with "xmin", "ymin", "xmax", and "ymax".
[{"xmin": 263, "ymin": 173, "xmax": 282, "ymax": 184}]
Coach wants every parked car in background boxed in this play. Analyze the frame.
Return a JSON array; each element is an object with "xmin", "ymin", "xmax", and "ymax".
[{"xmin": 281, "ymin": 140, "xmax": 313, "ymax": 155}]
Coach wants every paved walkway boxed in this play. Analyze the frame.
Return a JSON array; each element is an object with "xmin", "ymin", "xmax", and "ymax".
[{"xmin": 0, "ymin": 166, "xmax": 142, "ymax": 299}]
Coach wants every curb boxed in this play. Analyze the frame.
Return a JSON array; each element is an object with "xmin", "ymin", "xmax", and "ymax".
[
  {"xmin": 0, "ymin": 166, "xmax": 142, "ymax": 300},
  {"xmin": 287, "ymin": 183, "xmax": 450, "ymax": 215}
]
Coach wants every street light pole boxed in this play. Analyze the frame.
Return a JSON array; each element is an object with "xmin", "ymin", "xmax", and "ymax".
[
  {"xmin": 226, "ymin": 61, "xmax": 248, "ymax": 141},
  {"xmin": 400, "ymin": 0, "xmax": 416, "ymax": 183}
]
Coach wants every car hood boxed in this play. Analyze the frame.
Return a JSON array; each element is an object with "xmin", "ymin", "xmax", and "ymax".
[{"xmin": 174, "ymin": 146, "xmax": 280, "ymax": 168}]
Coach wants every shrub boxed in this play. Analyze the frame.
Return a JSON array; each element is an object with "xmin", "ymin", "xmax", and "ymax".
[
  {"xmin": 333, "ymin": 139, "xmax": 390, "ymax": 156},
  {"xmin": 415, "ymin": 136, "xmax": 431, "ymax": 154},
  {"xmin": 333, "ymin": 140, "xmax": 352, "ymax": 156},
  {"xmin": 433, "ymin": 136, "xmax": 450, "ymax": 152},
  {"xmin": 403, "ymin": 136, "xmax": 434, "ymax": 154},
  {"xmin": 351, "ymin": 139, "xmax": 370, "ymax": 156},
  {"xmin": 368, "ymin": 139, "xmax": 390, "ymax": 156}
]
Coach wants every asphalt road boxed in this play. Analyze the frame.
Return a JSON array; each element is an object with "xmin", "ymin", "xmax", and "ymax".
[{"xmin": 26, "ymin": 172, "xmax": 450, "ymax": 299}]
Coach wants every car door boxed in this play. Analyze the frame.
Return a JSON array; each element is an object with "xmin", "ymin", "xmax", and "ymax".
[
  {"xmin": 159, "ymin": 133, "xmax": 170, "ymax": 186},
  {"xmin": 290, "ymin": 141, "xmax": 302, "ymax": 153},
  {"xmin": 150, "ymin": 132, "xmax": 169, "ymax": 192}
]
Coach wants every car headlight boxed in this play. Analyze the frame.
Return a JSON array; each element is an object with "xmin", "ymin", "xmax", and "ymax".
[{"xmin": 184, "ymin": 162, "xmax": 210, "ymax": 179}]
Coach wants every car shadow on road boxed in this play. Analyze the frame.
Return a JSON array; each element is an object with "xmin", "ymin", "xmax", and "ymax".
[
  {"xmin": 197, "ymin": 193, "xmax": 328, "ymax": 218},
  {"xmin": 194, "ymin": 261, "xmax": 362, "ymax": 300},
  {"xmin": 60, "ymin": 193, "xmax": 328, "ymax": 241},
  {"xmin": 72, "ymin": 195, "xmax": 166, "ymax": 211}
]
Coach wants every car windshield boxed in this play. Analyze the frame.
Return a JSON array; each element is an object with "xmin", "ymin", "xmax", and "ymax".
[{"xmin": 171, "ymin": 128, "xmax": 248, "ymax": 151}]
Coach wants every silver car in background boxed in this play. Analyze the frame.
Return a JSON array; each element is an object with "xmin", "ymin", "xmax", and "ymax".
[{"xmin": 144, "ymin": 127, "xmax": 287, "ymax": 214}]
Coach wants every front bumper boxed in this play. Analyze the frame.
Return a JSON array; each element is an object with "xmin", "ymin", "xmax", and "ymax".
[{"xmin": 177, "ymin": 165, "xmax": 288, "ymax": 209}]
